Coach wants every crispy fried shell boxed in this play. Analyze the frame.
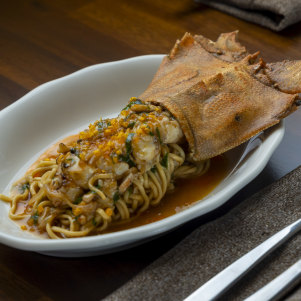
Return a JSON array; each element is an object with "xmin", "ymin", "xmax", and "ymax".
[
  {"xmin": 194, "ymin": 31, "xmax": 247, "ymax": 63},
  {"xmin": 266, "ymin": 60, "xmax": 301, "ymax": 95},
  {"xmin": 140, "ymin": 32, "xmax": 299, "ymax": 161},
  {"xmin": 196, "ymin": 31, "xmax": 301, "ymax": 96}
]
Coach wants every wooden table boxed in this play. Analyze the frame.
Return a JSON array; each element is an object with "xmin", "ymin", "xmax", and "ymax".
[{"xmin": 0, "ymin": 1, "xmax": 300, "ymax": 300}]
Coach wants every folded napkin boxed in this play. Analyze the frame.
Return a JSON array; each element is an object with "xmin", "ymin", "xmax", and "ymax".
[
  {"xmin": 196, "ymin": 0, "xmax": 301, "ymax": 31},
  {"xmin": 105, "ymin": 165, "xmax": 301, "ymax": 301}
]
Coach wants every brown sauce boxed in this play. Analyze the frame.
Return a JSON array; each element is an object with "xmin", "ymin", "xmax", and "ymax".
[
  {"xmin": 17, "ymin": 135, "xmax": 229, "ymax": 237},
  {"xmin": 106, "ymin": 155, "xmax": 229, "ymax": 233},
  {"xmin": 27, "ymin": 134, "xmax": 79, "ymax": 172}
]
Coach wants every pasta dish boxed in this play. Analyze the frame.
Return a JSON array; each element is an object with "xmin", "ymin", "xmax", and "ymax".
[
  {"xmin": 1, "ymin": 31, "xmax": 300, "ymax": 238},
  {"xmin": 0, "ymin": 99, "xmax": 209, "ymax": 238}
]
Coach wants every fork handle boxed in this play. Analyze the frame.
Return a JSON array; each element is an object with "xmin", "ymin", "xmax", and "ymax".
[{"xmin": 245, "ymin": 259, "xmax": 301, "ymax": 301}]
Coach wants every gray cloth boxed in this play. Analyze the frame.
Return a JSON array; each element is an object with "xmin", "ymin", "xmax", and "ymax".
[
  {"xmin": 196, "ymin": 0, "xmax": 301, "ymax": 31},
  {"xmin": 105, "ymin": 165, "xmax": 301, "ymax": 301}
]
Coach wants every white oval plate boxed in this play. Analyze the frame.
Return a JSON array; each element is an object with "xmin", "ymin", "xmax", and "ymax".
[{"xmin": 0, "ymin": 55, "xmax": 284, "ymax": 257}]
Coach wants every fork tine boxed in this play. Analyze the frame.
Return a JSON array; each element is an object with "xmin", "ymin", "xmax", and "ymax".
[{"xmin": 245, "ymin": 259, "xmax": 301, "ymax": 301}]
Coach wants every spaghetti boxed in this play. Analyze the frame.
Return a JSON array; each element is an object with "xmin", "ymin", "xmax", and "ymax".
[{"xmin": 0, "ymin": 98, "xmax": 210, "ymax": 238}]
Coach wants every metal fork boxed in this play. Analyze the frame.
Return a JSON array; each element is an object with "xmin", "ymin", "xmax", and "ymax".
[
  {"xmin": 245, "ymin": 259, "xmax": 301, "ymax": 300},
  {"xmin": 184, "ymin": 218, "xmax": 301, "ymax": 301}
]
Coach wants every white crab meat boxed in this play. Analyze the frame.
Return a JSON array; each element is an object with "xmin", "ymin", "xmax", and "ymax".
[
  {"xmin": 65, "ymin": 155, "xmax": 95, "ymax": 189},
  {"xmin": 113, "ymin": 162, "xmax": 129, "ymax": 176},
  {"xmin": 132, "ymin": 135, "xmax": 159, "ymax": 163},
  {"xmin": 159, "ymin": 116, "xmax": 183, "ymax": 144}
]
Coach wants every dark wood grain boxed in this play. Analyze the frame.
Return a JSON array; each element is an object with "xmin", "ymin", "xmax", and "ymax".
[{"xmin": 0, "ymin": 1, "xmax": 301, "ymax": 300}]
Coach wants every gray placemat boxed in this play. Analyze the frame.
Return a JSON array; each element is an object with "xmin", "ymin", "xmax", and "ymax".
[
  {"xmin": 105, "ymin": 165, "xmax": 301, "ymax": 301},
  {"xmin": 196, "ymin": 0, "xmax": 301, "ymax": 31}
]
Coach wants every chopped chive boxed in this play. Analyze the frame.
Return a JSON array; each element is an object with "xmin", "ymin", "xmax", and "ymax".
[
  {"xmin": 62, "ymin": 160, "xmax": 73, "ymax": 168},
  {"xmin": 123, "ymin": 113, "xmax": 133, "ymax": 121},
  {"xmin": 74, "ymin": 196, "xmax": 82, "ymax": 205},
  {"xmin": 126, "ymin": 133, "xmax": 135, "ymax": 154},
  {"xmin": 118, "ymin": 154, "xmax": 127, "ymax": 162},
  {"xmin": 127, "ymin": 185, "xmax": 133, "ymax": 195},
  {"xmin": 150, "ymin": 166, "xmax": 157, "ymax": 173},
  {"xmin": 110, "ymin": 153, "xmax": 116, "ymax": 164},
  {"xmin": 128, "ymin": 122, "xmax": 136, "ymax": 129},
  {"xmin": 70, "ymin": 147, "xmax": 79, "ymax": 156},
  {"xmin": 21, "ymin": 183, "xmax": 29, "ymax": 193},
  {"xmin": 97, "ymin": 120, "xmax": 111, "ymax": 132},
  {"xmin": 122, "ymin": 98, "xmax": 143, "ymax": 111},
  {"xmin": 160, "ymin": 153, "xmax": 168, "ymax": 168},
  {"xmin": 32, "ymin": 212, "xmax": 39, "ymax": 225},
  {"xmin": 156, "ymin": 127, "xmax": 162, "ymax": 144},
  {"xmin": 113, "ymin": 191, "xmax": 120, "ymax": 203},
  {"xmin": 118, "ymin": 154, "xmax": 136, "ymax": 168},
  {"xmin": 127, "ymin": 158, "xmax": 136, "ymax": 168}
]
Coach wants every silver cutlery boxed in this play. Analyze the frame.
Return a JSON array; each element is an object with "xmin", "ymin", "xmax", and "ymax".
[
  {"xmin": 245, "ymin": 259, "xmax": 301, "ymax": 301},
  {"xmin": 184, "ymin": 218, "xmax": 301, "ymax": 301}
]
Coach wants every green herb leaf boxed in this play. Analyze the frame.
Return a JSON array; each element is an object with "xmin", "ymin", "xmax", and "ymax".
[
  {"xmin": 127, "ymin": 122, "xmax": 136, "ymax": 129},
  {"xmin": 128, "ymin": 158, "xmax": 136, "ymax": 168},
  {"xmin": 149, "ymin": 131, "xmax": 154, "ymax": 136},
  {"xmin": 92, "ymin": 218, "xmax": 97, "ymax": 226},
  {"xmin": 74, "ymin": 196, "xmax": 82, "ymax": 205},
  {"xmin": 123, "ymin": 113, "xmax": 133, "ymax": 122},
  {"xmin": 62, "ymin": 160, "xmax": 73, "ymax": 168},
  {"xmin": 118, "ymin": 154, "xmax": 127, "ymax": 162},
  {"xmin": 97, "ymin": 120, "xmax": 110, "ymax": 132},
  {"xmin": 156, "ymin": 127, "xmax": 162, "ymax": 144},
  {"xmin": 127, "ymin": 185, "xmax": 133, "ymax": 195},
  {"xmin": 110, "ymin": 153, "xmax": 116, "ymax": 164},
  {"xmin": 118, "ymin": 154, "xmax": 136, "ymax": 168},
  {"xmin": 70, "ymin": 147, "xmax": 79, "ymax": 156},
  {"xmin": 122, "ymin": 98, "xmax": 143, "ymax": 111},
  {"xmin": 113, "ymin": 191, "xmax": 120, "ymax": 203},
  {"xmin": 160, "ymin": 153, "xmax": 168, "ymax": 168},
  {"xmin": 21, "ymin": 183, "xmax": 29, "ymax": 193},
  {"xmin": 32, "ymin": 212, "xmax": 39, "ymax": 225},
  {"xmin": 126, "ymin": 133, "xmax": 135, "ymax": 154},
  {"xmin": 150, "ymin": 166, "xmax": 157, "ymax": 173}
]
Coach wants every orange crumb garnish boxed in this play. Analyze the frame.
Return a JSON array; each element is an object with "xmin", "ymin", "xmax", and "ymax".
[
  {"xmin": 27, "ymin": 219, "xmax": 34, "ymax": 226},
  {"xmin": 37, "ymin": 206, "xmax": 44, "ymax": 215},
  {"xmin": 73, "ymin": 207, "xmax": 83, "ymax": 216},
  {"xmin": 105, "ymin": 208, "xmax": 113, "ymax": 216}
]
